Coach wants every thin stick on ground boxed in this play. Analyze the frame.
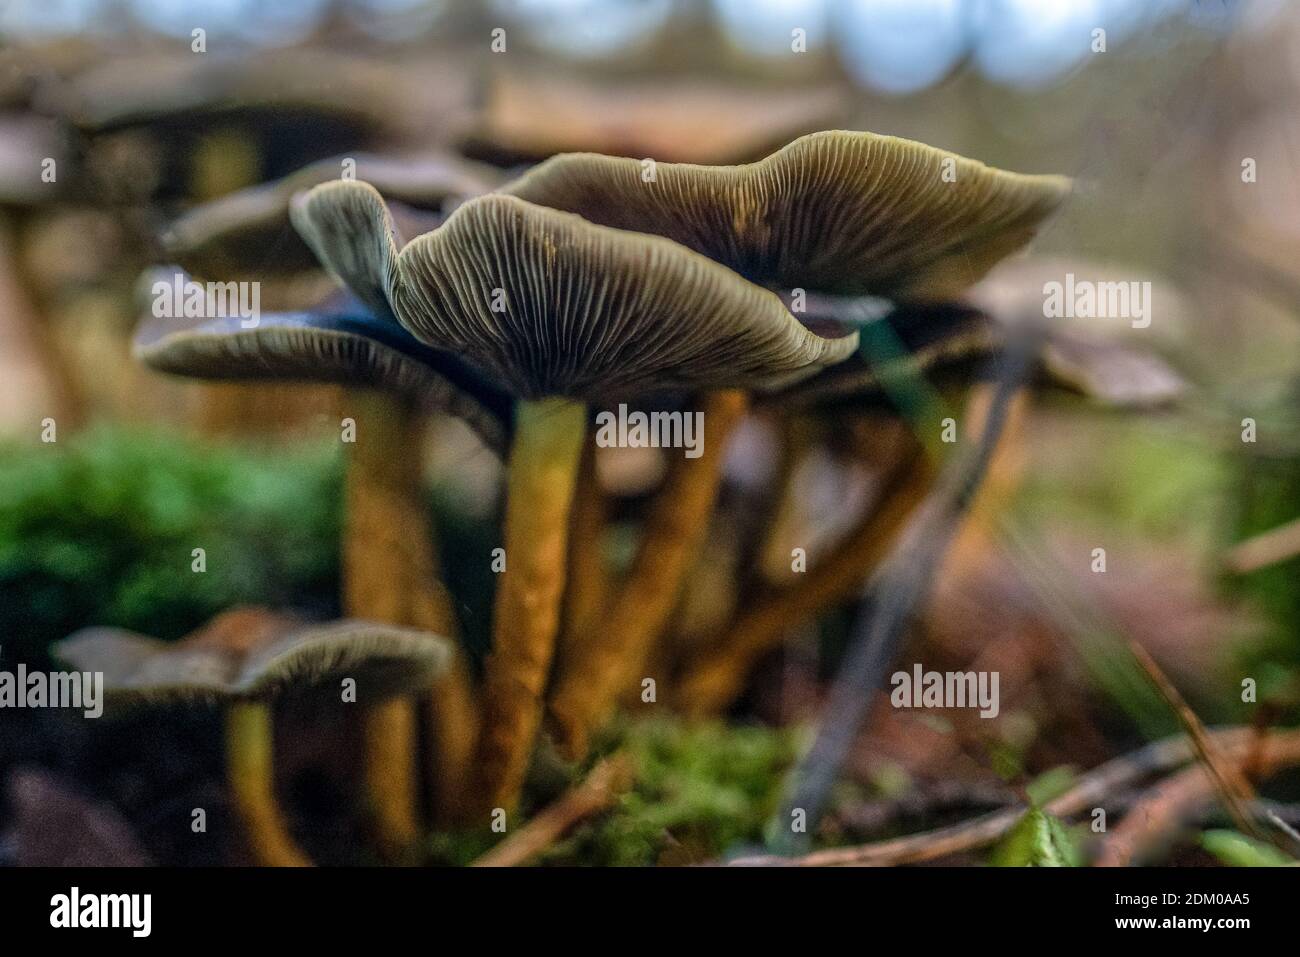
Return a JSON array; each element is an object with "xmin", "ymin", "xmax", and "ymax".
[
  {"xmin": 1095, "ymin": 729, "xmax": 1300, "ymax": 867},
  {"xmin": 470, "ymin": 755, "xmax": 633, "ymax": 867},
  {"xmin": 729, "ymin": 727, "xmax": 1293, "ymax": 867},
  {"xmin": 1224, "ymin": 516, "xmax": 1300, "ymax": 574},
  {"xmin": 768, "ymin": 337, "xmax": 1039, "ymax": 856},
  {"xmin": 1125, "ymin": 637, "xmax": 1262, "ymax": 840}
]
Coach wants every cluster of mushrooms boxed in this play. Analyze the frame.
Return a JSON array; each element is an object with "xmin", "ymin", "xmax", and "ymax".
[{"xmin": 55, "ymin": 123, "xmax": 1187, "ymax": 864}]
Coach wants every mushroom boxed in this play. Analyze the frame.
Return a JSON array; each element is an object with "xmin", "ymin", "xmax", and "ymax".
[
  {"xmin": 54, "ymin": 607, "xmax": 453, "ymax": 866},
  {"xmin": 500, "ymin": 129, "xmax": 1071, "ymax": 301},
  {"xmin": 134, "ymin": 289, "xmax": 513, "ymax": 453},
  {"xmin": 290, "ymin": 180, "xmax": 859, "ymax": 811},
  {"xmin": 162, "ymin": 153, "xmax": 503, "ymax": 283},
  {"xmin": 507, "ymin": 133, "xmax": 1070, "ymax": 757},
  {"xmin": 41, "ymin": 49, "xmax": 476, "ymax": 188},
  {"xmin": 134, "ymin": 288, "xmax": 509, "ymax": 837}
]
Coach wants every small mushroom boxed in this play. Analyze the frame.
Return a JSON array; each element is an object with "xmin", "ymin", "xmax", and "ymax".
[
  {"xmin": 501, "ymin": 130, "xmax": 1071, "ymax": 300},
  {"xmin": 291, "ymin": 180, "xmax": 858, "ymax": 810},
  {"xmin": 134, "ymin": 287, "xmax": 506, "ymax": 836},
  {"xmin": 55, "ymin": 608, "xmax": 453, "ymax": 866}
]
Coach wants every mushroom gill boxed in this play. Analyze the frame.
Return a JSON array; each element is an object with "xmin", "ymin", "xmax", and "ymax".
[
  {"xmin": 134, "ymin": 302, "xmax": 513, "ymax": 453},
  {"xmin": 290, "ymin": 182, "xmax": 859, "ymax": 399},
  {"xmin": 501, "ymin": 129, "xmax": 1071, "ymax": 300}
]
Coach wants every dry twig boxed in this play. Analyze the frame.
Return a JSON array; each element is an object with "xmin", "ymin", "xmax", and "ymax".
[
  {"xmin": 730, "ymin": 727, "xmax": 1291, "ymax": 867},
  {"xmin": 471, "ymin": 755, "xmax": 633, "ymax": 867}
]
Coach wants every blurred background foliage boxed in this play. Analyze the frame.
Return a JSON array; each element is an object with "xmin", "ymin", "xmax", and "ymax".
[{"xmin": 0, "ymin": 428, "xmax": 342, "ymax": 660}]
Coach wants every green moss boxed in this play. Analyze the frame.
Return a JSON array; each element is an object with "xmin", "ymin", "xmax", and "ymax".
[
  {"xmin": 541, "ymin": 717, "xmax": 798, "ymax": 866},
  {"xmin": 0, "ymin": 427, "xmax": 342, "ymax": 662}
]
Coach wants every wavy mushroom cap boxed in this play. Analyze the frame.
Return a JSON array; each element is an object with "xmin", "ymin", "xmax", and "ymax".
[
  {"xmin": 290, "ymin": 181, "xmax": 859, "ymax": 401},
  {"xmin": 54, "ymin": 611, "xmax": 454, "ymax": 709},
  {"xmin": 134, "ymin": 297, "xmax": 513, "ymax": 453},
  {"xmin": 501, "ymin": 130, "xmax": 1071, "ymax": 300},
  {"xmin": 164, "ymin": 153, "xmax": 502, "ymax": 281}
]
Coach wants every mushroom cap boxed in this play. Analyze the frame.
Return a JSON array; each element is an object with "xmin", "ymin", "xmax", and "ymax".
[
  {"xmin": 968, "ymin": 256, "xmax": 1189, "ymax": 407},
  {"xmin": 41, "ymin": 49, "xmax": 471, "ymax": 143},
  {"xmin": 164, "ymin": 152, "xmax": 502, "ymax": 281},
  {"xmin": 775, "ymin": 305, "xmax": 1000, "ymax": 409},
  {"xmin": 777, "ymin": 303, "xmax": 1186, "ymax": 410},
  {"xmin": 133, "ymin": 291, "xmax": 513, "ymax": 454},
  {"xmin": 1037, "ymin": 330, "xmax": 1186, "ymax": 407},
  {"xmin": 54, "ymin": 610, "xmax": 454, "ymax": 709},
  {"xmin": 290, "ymin": 181, "xmax": 859, "ymax": 401},
  {"xmin": 501, "ymin": 130, "xmax": 1071, "ymax": 300}
]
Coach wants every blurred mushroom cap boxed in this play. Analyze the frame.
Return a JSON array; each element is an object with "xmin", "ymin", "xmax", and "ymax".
[
  {"xmin": 133, "ymin": 286, "xmax": 513, "ymax": 454},
  {"xmin": 41, "ymin": 50, "xmax": 472, "ymax": 143},
  {"xmin": 501, "ymin": 130, "xmax": 1071, "ymax": 299},
  {"xmin": 54, "ymin": 608, "xmax": 454, "ymax": 709},
  {"xmin": 164, "ymin": 152, "xmax": 503, "ymax": 281},
  {"xmin": 776, "ymin": 288, "xmax": 1186, "ymax": 411},
  {"xmin": 290, "ymin": 181, "xmax": 859, "ymax": 400},
  {"xmin": 969, "ymin": 256, "xmax": 1189, "ymax": 406}
]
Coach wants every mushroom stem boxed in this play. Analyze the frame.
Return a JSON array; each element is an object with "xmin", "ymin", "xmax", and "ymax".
[
  {"xmin": 224, "ymin": 700, "xmax": 312, "ymax": 867},
  {"xmin": 674, "ymin": 444, "xmax": 934, "ymax": 718},
  {"xmin": 344, "ymin": 389, "xmax": 467, "ymax": 852},
  {"xmin": 474, "ymin": 397, "xmax": 588, "ymax": 814},
  {"xmin": 548, "ymin": 390, "xmax": 749, "ymax": 760},
  {"xmin": 560, "ymin": 437, "xmax": 611, "ymax": 650},
  {"xmin": 361, "ymin": 695, "xmax": 422, "ymax": 858}
]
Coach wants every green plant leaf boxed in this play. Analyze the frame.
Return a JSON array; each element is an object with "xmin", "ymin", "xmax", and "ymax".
[
  {"xmin": 1201, "ymin": 830, "xmax": 1295, "ymax": 867},
  {"xmin": 992, "ymin": 806, "xmax": 1081, "ymax": 867}
]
